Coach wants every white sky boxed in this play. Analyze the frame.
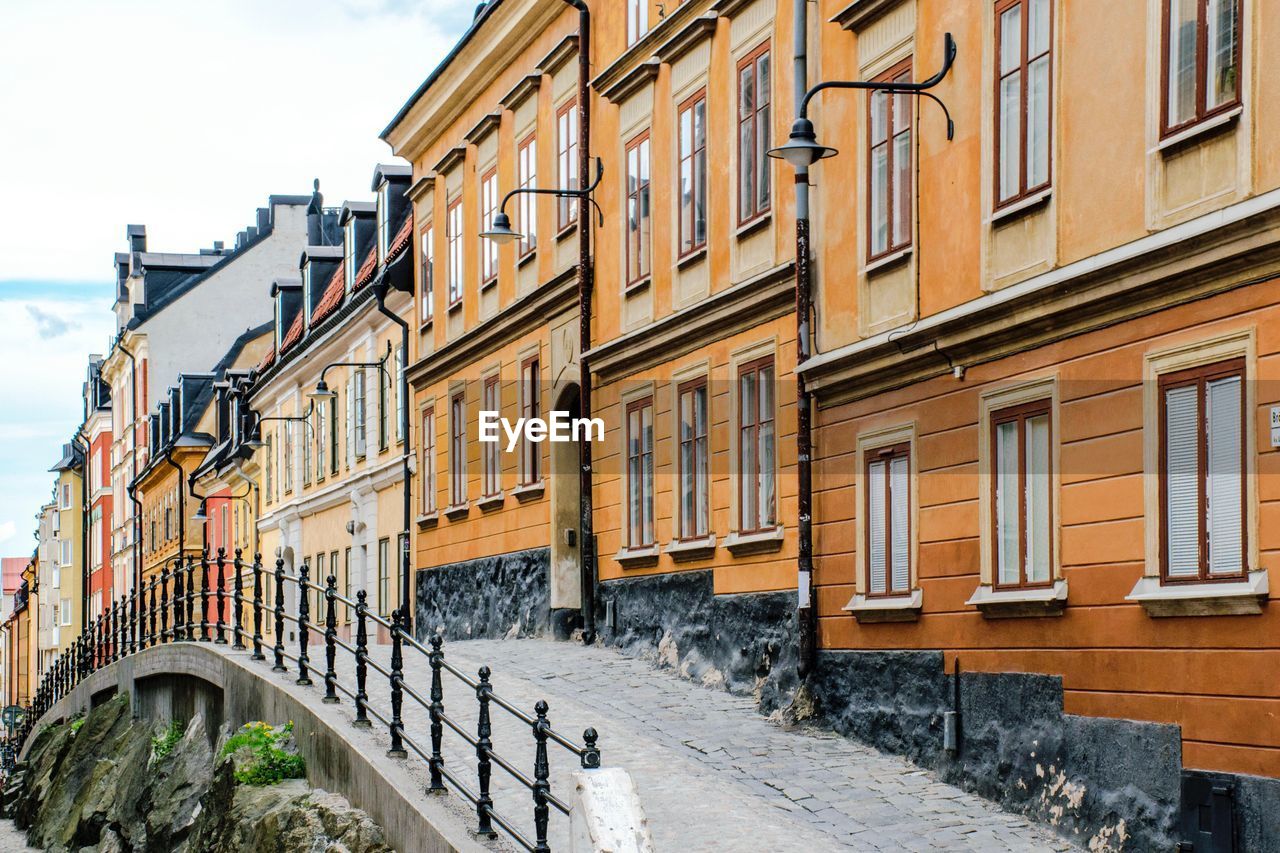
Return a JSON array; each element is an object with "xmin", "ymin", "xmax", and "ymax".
[{"xmin": 0, "ymin": 0, "xmax": 468, "ymax": 554}]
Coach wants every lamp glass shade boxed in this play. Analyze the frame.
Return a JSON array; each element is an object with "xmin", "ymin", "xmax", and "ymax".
[
  {"xmin": 480, "ymin": 211, "xmax": 522, "ymax": 245},
  {"xmin": 308, "ymin": 379, "xmax": 338, "ymax": 401},
  {"xmin": 766, "ymin": 118, "xmax": 838, "ymax": 168},
  {"xmin": 192, "ymin": 503, "xmax": 209, "ymax": 523}
]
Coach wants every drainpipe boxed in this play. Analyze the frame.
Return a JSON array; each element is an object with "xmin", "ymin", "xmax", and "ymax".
[
  {"xmin": 558, "ymin": 0, "xmax": 596, "ymax": 645},
  {"xmin": 118, "ymin": 340, "xmax": 143, "ymax": 594},
  {"xmin": 73, "ymin": 429, "xmax": 91, "ymax": 632},
  {"xmin": 372, "ymin": 280, "xmax": 413, "ymax": 634},
  {"xmin": 793, "ymin": 0, "xmax": 817, "ymax": 675}
]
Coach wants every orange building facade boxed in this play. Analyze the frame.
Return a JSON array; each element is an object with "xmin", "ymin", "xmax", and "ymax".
[{"xmin": 385, "ymin": 0, "xmax": 1278, "ymax": 847}]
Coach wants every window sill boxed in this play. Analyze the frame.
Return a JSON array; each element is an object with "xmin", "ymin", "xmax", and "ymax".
[
  {"xmin": 447, "ymin": 300, "xmax": 463, "ymax": 315},
  {"xmin": 477, "ymin": 492, "xmax": 505, "ymax": 512},
  {"xmin": 518, "ymin": 250, "xmax": 537, "ymax": 268},
  {"xmin": 991, "ymin": 188, "xmax": 1052, "ymax": 226},
  {"xmin": 511, "ymin": 481, "xmax": 545, "ymax": 502},
  {"xmin": 966, "ymin": 579, "xmax": 1067, "ymax": 619},
  {"xmin": 624, "ymin": 276, "xmax": 651, "ymax": 297},
  {"xmin": 863, "ymin": 247, "xmax": 912, "ymax": 277},
  {"xmin": 480, "ymin": 277, "xmax": 497, "ymax": 293},
  {"xmin": 419, "ymin": 316, "xmax": 433, "ymax": 332},
  {"xmin": 842, "ymin": 589, "xmax": 923, "ymax": 623},
  {"xmin": 736, "ymin": 212, "xmax": 771, "ymax": 241},
  {"xmin": 724, "ymin": 526, "xmax": 784, "ymax": 556},
  {"xmin": 1157, "ymin": 106, "xmax": 1242, "ymax": 154},
  {"xmin": 663, "ymin": 535, "xmax": 716, "ymax": 563},
  {"xmin": 415, "ymin": 511, "xmax": 439, "ymax": 528},
  {"xmin": 676, "ymin": 246, "xmax": 707, "ymax": 271},
  {"xmin": 443, "ymin": 502, "xmax": 470, "ymax": 521},
  {"xmin": 614, "ymin": 545, "xmax": 659, "ymax": 568},
  {"xmin": 556, "ymin": 223, "xmax": 578, "ymax": 242},
  {"xmin": 1125, "ymin": 570, "xmax": 1268, "ymax": 618}
]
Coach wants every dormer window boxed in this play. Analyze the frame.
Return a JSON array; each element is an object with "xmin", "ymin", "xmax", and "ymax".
[
  {"xmin": 302, "ymin": 263, "xmax": 313, "ymax": 321},
  {"xmin": 344, "ymin": 220, "xmax": 357, "ymax": 292},
  {"xmin": 275, "ymin": 299, "xmax": 283, "ymax": 348},
  {"xmin": 377, "ymin": 182, "xmax": 391, "ymax": 262}
]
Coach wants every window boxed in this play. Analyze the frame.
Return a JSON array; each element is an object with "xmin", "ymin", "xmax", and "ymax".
[
  {"xmin": 866, "ymin": 444, "xmax": 911, "ymax": 596},
  {"xmin": 625, "ymin": 133, "xmax": 652, "ymax": 286},
  {"xmin": 165, "ymin": 506, "xmax": 173, "ymax": 540},
  {"xmin": 447, "ymin": 199, "xmax": 464, "ymax": 306},
  {"xmin": 739, "ymin": 357, "xmax": 777, "ymax": 533},
  {"xmin": 345, "ymin": 376, "xmax": 354, "ymax": 467},
  {"xmin": 1162, "ymin": 0, "xmax": 1241, "ymax": 136},
  {"xmin": 343, "ymin": 547, "xmax": 352, "ymax": 619},
  {"xmin": 395, "ymin": 346, "xmax": 405, "ymax": 444},
  {"xmin": 285, "ymin": 422, "xmax": 295, "ymax": 491},
  {"xmin": 991, "ymin": 401, "xmax": 1052, "ymax": 588},
  {"xmin": 678, "ymin": 378, "xmax": 709, "ymax": 540},
  {"xmin": 737, "ymin": 44, "xmax": 772, "ymax": 224},
  {"xmin": 221, "ymin": 505, "xmax": 230, "ymax": 553},
  {"xmin": 377, "ymin": 182, "xmax": 391, "ymax": 261},
  {"xmin": 627, "ymin": 0, "xmax": 648, "ymax": 45},
  {"xmin": 316, "ymin": 400, "xmax": 327, "ymax": 480},
  {"xmin": 59, "ymin": 540, "xmax": 72, "ymax": 567},
  {"xmin": 314, "ymin": 553, "xmax": 326, "ymax": 616},
  {"xmin": 60, "ymin": 483, "xmax": 72, "ymax": 510},
  {"xmin": 354, "ymin": 370, "xmax": 367, "ymax": 457},
  {"xmin": 265, "ymin": 434, "xmax": 274, "ymax": 503},
  {"xmin": 557, "ymin": 101, "xmax": 579, "ymax": 229},
  {"xmin": 379, "ymin": 358, "xmax": 389, "ymax": 451},
  {"xmin": 377, "ymin": 538, "xmax": 390, "ymax": 616},
  {"xmin": 868, "ymin": 61, "xmax": 913, "ymax": 261},
  {"xmin": 344, "ymin": 219, "xmax": 357, "ymax": 292},
  {"xmin": 627, "ymin": 397, "xmax": 655, "ymax": 548},
  {"xmin": 1160, "ymin": 359, "xmax": 1245, "ymax": 582},
  {"xmin": 450, "ymin": 392, "xmax": 466, "ymax": 505},
  {"xmin": 329, "ymin": 549, "xmax": 339, "ymax": 597},
  {"xmin": 481, "ymin": 169, "xmax": 499, "ymax": 285},
  {"xmin": 678, "ymin": 91, "xmax": 708, "ymax": 257},
  {"xmin": 483, "ymin": 376, "xmax": 501, "ymax": 497},
  {"xmin": 522, "ymin": 358, "xmax": 541, "ymax": 484},
  {"xmin": 518, "ymin": 135, "xmax": 537, "ymax": 256},
  {"xmin": 60, "ymin": 598, "xmax": 71, "ymax": 626},
  {"xmin": 420, "ymin": 226, "xmax": 434, "ymax": 324},
  {"xmin": 329, "ymin": 395, "xmax": 340, "ymax": 475},
  {"xmin": 421, "ymin": 407, "xmax": 437, "ymax": 514},
  {"xmin": 996, "ymin": 0, "xmax": 1052, "ymax": 207}
]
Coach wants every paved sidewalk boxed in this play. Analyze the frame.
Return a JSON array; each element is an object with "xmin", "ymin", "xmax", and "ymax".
[
  {"xmin": 330, "ymin": 637, "xmax": 1071, "ymax": 852},
  {"xmin": 0, "ymin": 818, "xmax": 38, "ymax": 851}
]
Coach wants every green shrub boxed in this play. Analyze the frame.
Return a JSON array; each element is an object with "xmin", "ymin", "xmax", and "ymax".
[
  {"xmin": 220, "ymin": 721, "xmax": 305, "ymax": 786},
  {"xmin": 68, "ymin": 714, "xmax": 85, "ymax": 735},
  {"xmin": 151, "ymin": 720, "xmax": 184, "ymax": 760}
]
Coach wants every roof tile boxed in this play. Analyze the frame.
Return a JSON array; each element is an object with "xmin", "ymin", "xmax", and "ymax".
[
  {"xmin": 353, "ymin": 245, "xmax": 378, "ymax": 290},
  {"xmin": 309, "ymin": 260, "xmax": 346, "ymax": 325},
  {"xmin": 279, "ymin": 311, "xmax": 304, "ymax": 353}
]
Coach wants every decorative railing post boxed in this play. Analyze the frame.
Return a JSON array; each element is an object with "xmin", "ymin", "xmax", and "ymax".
[
  {"xmin": 428, "ymin": 634, "xmax": 445, "ymax": 792},
  {"xmin": 184, "ymin": 554, "xmax": 196, "ymax": 640},
  {"xmin": 119, "ymin": 595, "xmax": 127, "ymax": 660},
  {"xmin": 232, "ymin": 548, "xmax": 245, "ymax": 650},
  {"xmin": 214, "ymin": 547, "xmax": 227, "ymax": 644},
  {"xmin": 200, "ymin": 549, "xmax": 211, "ymax": 641},
  {"xmin": 475, "ymin": 666, "xmax": 496, "ymax": 837},
  {"xmin": 272, "ymin": 559, "xmax": 286, "ymax": 672},
  {"xmin": 296, "ymin": 562, "xmax": 312, "ymax": 686},
  {"xmin": 532, "ymin": 700, "xmax": 552, "ymax": 853},
  {"xmin": 387, "ymin": 607, "xmax": 407, "ymax": 758},
  {"xmin": 128, "ymin": 586, "xmax": 137, "ymax": 655},
  {"xmin": 90, "ymin": 614, "xmax": 99, "ymax": 668},
  {"xmin": 251, "ymin": 553, "xmax": 264, "ymax": 660},
  {"xmin": 160, "ymin": 565, "xmax": 170, "ymax": 643},
  {"xmin": 581, "ymin": 727, "xmax": 601, "ymax": 769},
  {"xmin": 353, "ymin": 591, "xmax": 371, "ymax": 728},
  {"xmin": 111, "ymin": 597, "xmax": 121, "ymax": 663},
  {"xmin": 323, "ymin": 574, "xmax": 338, "ymax": 703},
  {"xmin": 148, "ymin": 576, "xmax": 157, "ymax": 648}
]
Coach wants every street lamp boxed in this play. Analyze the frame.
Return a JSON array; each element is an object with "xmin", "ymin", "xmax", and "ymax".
[
  {"xmin": 478, "ymin": 158, "xmax": 605, "ymax": 249},
  {"xmin": 479, "ymin": 211, "xmax": 521, "ymax": 245},
  {"xmin": 767, "ymin": 33, "xmax": 957, "ymax": 676}
]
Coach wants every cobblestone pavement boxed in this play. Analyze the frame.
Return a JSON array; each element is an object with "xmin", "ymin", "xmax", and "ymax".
[
  {"xmin": 322, "ymin": 636, "xmax": 1072, "ymax": 852},
  {"xmin": 0, "ymin": 818, "xmax": 38, "ymax": 850}
]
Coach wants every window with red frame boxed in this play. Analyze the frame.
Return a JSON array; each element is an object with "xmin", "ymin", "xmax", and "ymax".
[
  {"xmin": 866, "ymin": 443, "xmax": 910, "ymax": 596},
  {"xmin": 738, "ymin": 357, "xmax": 776, "ymax": 533},
  {"xmin": 678, "ymin": 377, "xmax": 709, "ymax": 540},
  {"xmin": 522, "ymin": 357, "xmax": 541, "ymax": 484},
  {"xmin": 481, "ymin": 169, "xmax": 498, "ymax": 286},
  {"xmin": 868, "ymin": 61, "xmax": 912, "ymax": 261},
  {"xmin": 627, "ymin": 397, "xmax": 654, "ymax": 547},
  {"xmin": 992, "ymin": 401, "xmax": 1052, "ymax": 589},
  {"xmin": 995, "ymin": 0, "xmax": 1052, "ymax": 208},
  {"xmin": 1162, "ymin": 0, "xmax": 1241, "ymax": 137},
  {"xmin": 737, "ymin": 43, "xmax": 772, "ymax": 225},
  {"xmin": 447, "ymin": 199, "xmax": 463, "ymax": 306},
  {"xmin": 557, "ymin": 102, "xmax": 579, "ymax": 229},
  {"xmin": 678, "ymin": 91, "xmax": 708, "ymax": 257},
  {"xmin": 420, "ymin": 407, "xmax": 436, "ymax": 514},
  {"xmin": 518, "ymin": 134, "xmax": 537, "ymax": 257},
  {"xmin": 420, "ymin": 225, "xmax": 434, "ymax": 324},
  {"xmin": 625, "ymin": 132, "xmax": 651, "ymax": 286},
  {"xmin": 482, "ymin": 376, "xmax": 500, "ymax": 496},
  {"xmin": 450, "ymin": 392, "xmax": 466, "ymax": 505}
]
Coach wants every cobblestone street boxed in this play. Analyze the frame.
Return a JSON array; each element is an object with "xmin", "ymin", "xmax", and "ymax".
[{"xmin": 337, "ymin": 637, "xmax": 1072, "ymax": 852}]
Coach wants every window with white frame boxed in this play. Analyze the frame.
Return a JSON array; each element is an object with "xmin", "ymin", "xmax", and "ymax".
[
  {"xmin": 627, "ymin": 0, "xmax": 648, "ymax": 45},
  {"xmin": 395, "ymin": 346, "xmax": 405, "ymax": 444},
  {"xmin": 421, "ymin": 226, "xmax": 434, "ymax": 323},
  {"xmin": 59, "ymin": 539, "xmax": 72, "ymax": 567},
  {"xmin": 377, "ymin": 181, "xmax": 391, "ymax": 261},
  {"xmin": 866, "ymin": 444, "xmax": 910, "ymax": 596},
  {"xmin": 344, "ymin": 218, "xmax": 357, "ymax": 292},
  {"xmin": 61, "ymin": 598, "xmax": 71, "ymax": 626},
  {"xmin": 60, "ymin": 483, "xmax": 72, "ymax": 510},
  {"xmin": 447, "ymin": 199, "xmax": 464, "ymax": 306},
  {"xmin": 1160, "ymin": 358, "xmax": 1245, "ymax": 582},
  {"xmin": 377, "ymin": 538, "xmax": 390, "ymax": 616},
  {"xmin": 354, "ymin": 370, "xmax": 368, "ymax": 457}
]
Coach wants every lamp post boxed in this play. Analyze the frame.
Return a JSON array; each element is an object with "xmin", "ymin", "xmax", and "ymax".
[{"xmin": 768, "ymin": 33, "xmax": 957, "ymax": 675}]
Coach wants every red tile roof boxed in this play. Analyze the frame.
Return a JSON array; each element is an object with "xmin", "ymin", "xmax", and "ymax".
[
  {"xmin": 309, "ymin": 260, "xmax": 346, "ymax": 326},
  {"xmin": 256, "ymin": 346, "xmax": 276, "ymax": 372},
  {"xmin": 353, "ymin": 245, "xmax": 378, "ymax": 290},
  {"xmin": 1, "ymin": 558, "xmax": 25, "ymax": 594},
  {"xmin": 279, "ymin": 310, "xmax": 304, "ymax": 353},
  {"xmin": 386, "ymin": 214, "xmax": 414, "ymax": 264}
]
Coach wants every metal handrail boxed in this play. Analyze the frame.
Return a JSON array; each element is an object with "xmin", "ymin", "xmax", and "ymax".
[{"xmin": 5, "ymin": 551, "xmax": 601, "ymax": 852}]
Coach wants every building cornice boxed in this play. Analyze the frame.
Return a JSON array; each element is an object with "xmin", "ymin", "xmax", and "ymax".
[
  {"xmin": 798, "ymin": 187, "xmax": 1280, "ymax": 406},
  {"xmin": 601, "ymin": 58, "xmax": 661, "ymax": 106},
  {"xmin": 591, "ymin": 0, "xmax": 709, "ymax": 94},
  {"xmin": 500, "ymin": 72, "xmax": 542, "ymax": 112},
  {"xmin": 654, "ymin": 13, "xmax": 718, "ymax": 65},
  {"xmin": 432, "ymin": 146, "xmax": 468, "ymax": 177},
  {"xmin": 585, "ymin": 261, "xmax": 795, "ymax": 383},
  {"xmin": 406, "ymin": 268, "xmax": 577, "ymax": 389},
  {"xmin": 258, "ymin": 454, "xmax": 405, "ymax": 530},
  {"xmin": 831, "ymin": 0, "xmax": 910, "ymax": 32}
]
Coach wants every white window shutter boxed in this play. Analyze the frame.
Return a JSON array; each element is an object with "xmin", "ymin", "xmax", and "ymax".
[
  {"xmin": 1206, "ymin": 375, "xmax": 1243, "ymax": 575},
  {"xmin": 889, "ymin": 455, "xmax": 909, "ymax": 592},
  {"xmin": 1165, "ymin": 384, "xmax": 1200, "ymax": 577},
  {"xmin": 868, "ymin": 460, "xmax": 886, "ymax": 594}
]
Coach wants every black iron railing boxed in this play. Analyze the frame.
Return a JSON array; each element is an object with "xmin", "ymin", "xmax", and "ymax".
[{"xmin": 2, "ymin": 549, "xmax": 601, "ymax": 852}]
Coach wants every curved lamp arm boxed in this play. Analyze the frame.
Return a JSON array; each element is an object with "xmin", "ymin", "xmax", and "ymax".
[{"xmin": 497, "ymin": 157, "xmax": 605, "ymax": 223}]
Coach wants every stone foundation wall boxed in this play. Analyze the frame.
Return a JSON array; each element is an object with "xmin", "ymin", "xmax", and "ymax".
[
  {"xmin": 594, "ymin": 570, "xmax": 798, "ymax": 714},
  {"xmin": 415, "ymin": 547, "xmax": 550, "ymax": 642}
]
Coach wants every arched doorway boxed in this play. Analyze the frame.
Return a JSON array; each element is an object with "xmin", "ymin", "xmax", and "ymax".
[{"xmin": 548, "ymin": 384, "xmax": 582, "ymax": 639}]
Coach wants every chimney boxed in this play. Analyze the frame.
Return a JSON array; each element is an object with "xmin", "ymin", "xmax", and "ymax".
[
  {"xmin": 235, "ymin": 230, "xmax": 248, "ymax": 250},
  {"xmin": 257, "ymin": 207, "xmax": 271, "ymax": 231},
  {"xmin": 126, "ymin": 224, "xmax": 146, "ymax": 255},
  {"xmin": 306, "ymin": 178, "xmax": 324, "ymax": 245},
  {"xmin": 213, "ymin": 240, "xmax": 225, "ymax": 253}
]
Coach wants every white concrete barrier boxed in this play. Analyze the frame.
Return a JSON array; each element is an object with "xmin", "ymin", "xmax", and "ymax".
[{"xmin": 569, "ymin": 768, "xmax": 655, "ymax": 852}]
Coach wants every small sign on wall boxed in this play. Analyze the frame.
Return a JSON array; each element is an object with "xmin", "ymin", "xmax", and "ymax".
[{"xmin": 1271, "ymin": 407, "xmax": 1280, "ymax": 448}]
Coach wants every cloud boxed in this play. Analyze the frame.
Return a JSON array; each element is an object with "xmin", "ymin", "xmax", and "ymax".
[
  {"xmin": 0, "ymin": 522, "xmax": 15, "ymax": 548},
  {"xmin": 26, "ymin": 305, "xmax": 76, "ymax": 338}
]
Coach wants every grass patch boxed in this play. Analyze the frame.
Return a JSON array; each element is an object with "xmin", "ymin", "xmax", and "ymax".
[
  {"xmin": 151, "ymin": 720, "xmax": 184, "ymax": 760},
  {"xmin": 220, "ymin": 721, "xmax": 305, "ymax": 786},
  {"xmin": 69, "ymin": 714, "xmax": 85, "ymax": 735}
]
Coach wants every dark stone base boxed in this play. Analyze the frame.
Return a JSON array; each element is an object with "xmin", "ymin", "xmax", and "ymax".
[
  {"xmin": 549, "ymin": 607, "xmax": 580, "ymax": 641},
  {"xmin": 415, "ymin": 548, "xmax": 549, "ymax": 642},
  {"xmin": 595, "ymin": 570, "xmax": 797, "ymax": 714}
]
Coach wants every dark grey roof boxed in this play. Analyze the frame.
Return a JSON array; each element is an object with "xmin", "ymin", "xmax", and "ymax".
[{"xmin": 371, "ymin": 163, "xmax": 413, "ymax": 190}]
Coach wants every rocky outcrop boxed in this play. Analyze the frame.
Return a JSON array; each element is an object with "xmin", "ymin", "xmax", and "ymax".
[{"xmin": 12, "ymin": 694, "xmax": 391, "ymax": 852}]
